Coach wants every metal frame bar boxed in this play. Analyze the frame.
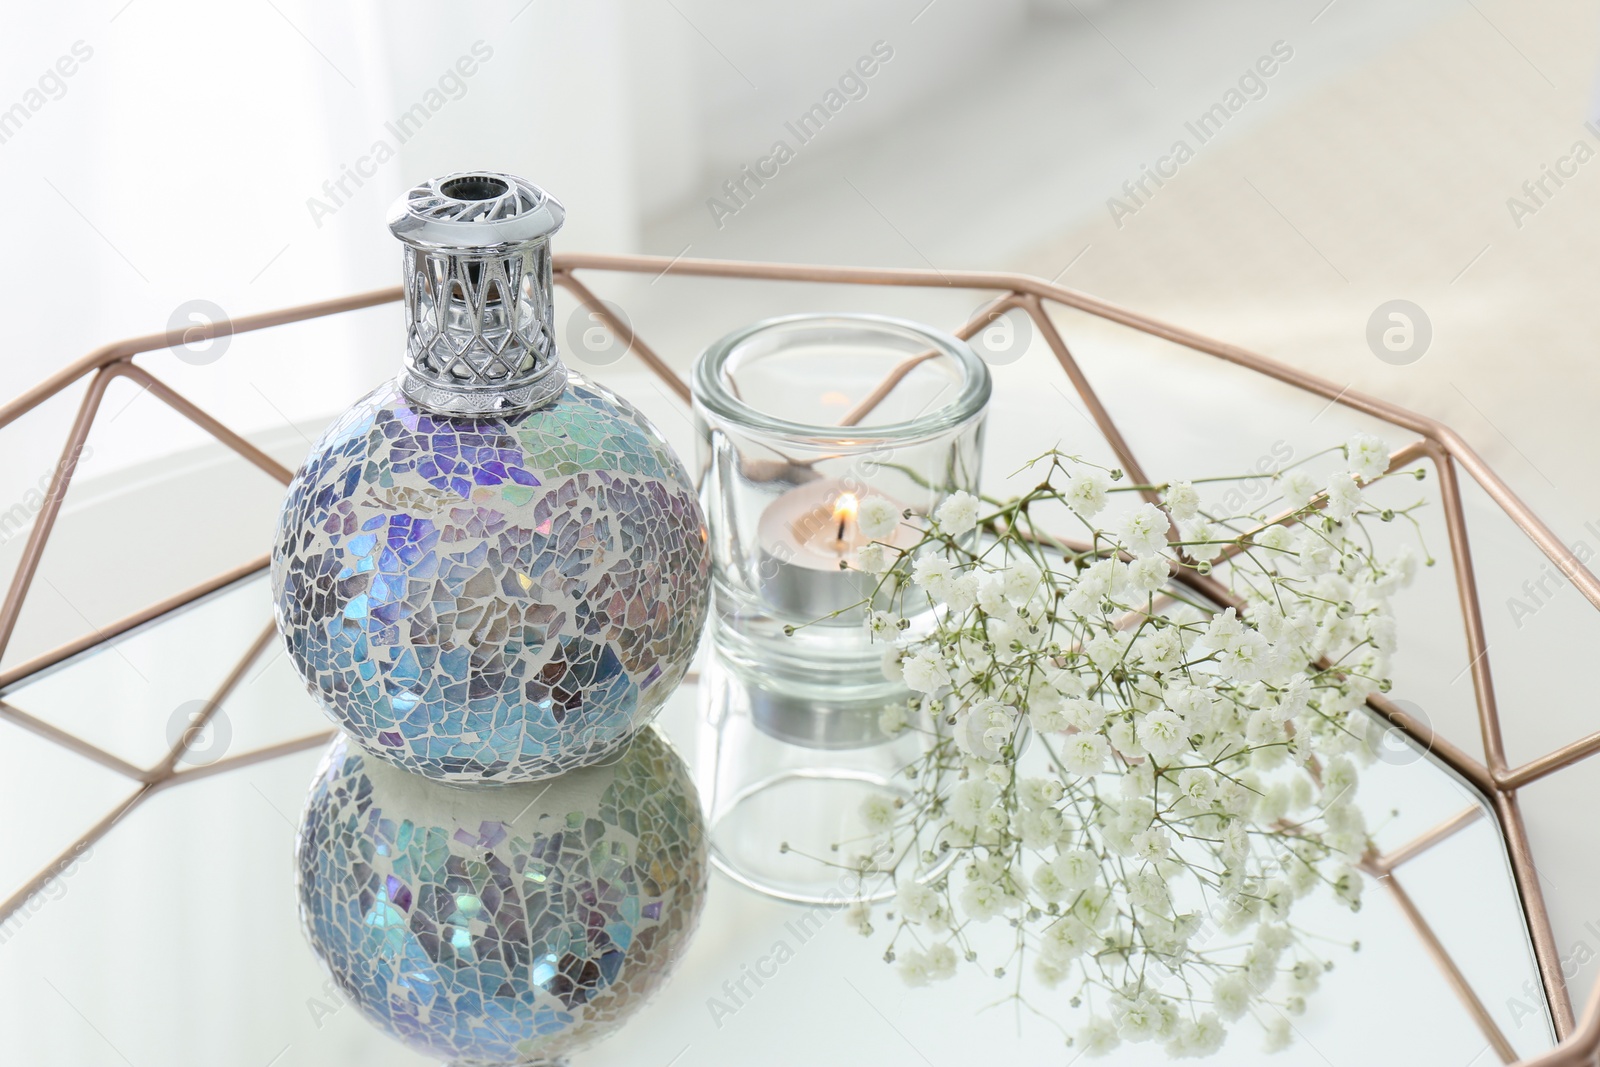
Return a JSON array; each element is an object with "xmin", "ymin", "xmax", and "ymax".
[{"xmin": 0, "ymin": 253, "xmax": 1594, "ymax": 1064}]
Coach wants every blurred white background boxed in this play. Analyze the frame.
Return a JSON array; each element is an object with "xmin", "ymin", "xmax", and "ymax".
[
  {"xmin": 3, "ymin": 1, "xmax": 1600, "ymax": 1064},
  {"xmin": 3, "ymin": 0, "xmax": 1593, "ymax": 489},
  {"xmin": 2, "ymin": 0, "xmax": 1545, "ymax": 487}
]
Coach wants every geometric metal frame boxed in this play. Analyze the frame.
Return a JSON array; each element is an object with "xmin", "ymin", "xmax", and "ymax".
[{"xmin": 0, "ymin": 254, "xmax": 1594, "ymax": 1065}]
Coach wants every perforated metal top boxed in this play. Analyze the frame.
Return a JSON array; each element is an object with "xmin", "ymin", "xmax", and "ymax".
[{"xmin": 387, "ymin": 171, "xmax": 565, "ymax": 253}]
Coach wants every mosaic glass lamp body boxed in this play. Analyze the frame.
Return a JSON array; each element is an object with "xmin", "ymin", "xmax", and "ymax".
[
  {"xmin": 296, "ymin": 728, "xmax": 708, "ymax": 1066},
  {"xmin": 271, "ymin": 172, "xmax": 710, "ymax": 781}
]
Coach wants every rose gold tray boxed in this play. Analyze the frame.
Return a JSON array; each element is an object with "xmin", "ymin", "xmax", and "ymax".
[{"xmin": 1, "ymin": 253, "xmax": 1594, "ymax": 1066}]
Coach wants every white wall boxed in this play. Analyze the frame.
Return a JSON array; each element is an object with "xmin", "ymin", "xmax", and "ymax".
[
  {"xmin": 623, "ymin": 0, "xmax": 1030, "ymax": 218},
  {"xmin": 0, "ymin": 1, "xmax": 1027, "ymax": 531}
]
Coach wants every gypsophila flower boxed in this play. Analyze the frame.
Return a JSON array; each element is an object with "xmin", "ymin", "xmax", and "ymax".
[
  {"xmin": 1325, "ymin": 471, "xmax": 1364, "ymax": 522},
  {"xmin": 1139, "ymin": 709, "xmax": 1188, "ymax": 759},
  {"xmin": 1257, "ymin": 524, "xmax": 1294, "ymax": 552},
  {"xmin": 1380, "ymin": 545, "xmax": 1419, "ymax": 592},
  {"xmin": 960, "ymin": 878, "xmax": 1011, "ymax": 921},
  {"xmin": 817, "ymin": 446, "xmax": 1416, "ymax": 1056},
  {"xmin": 879, "ymin": 646, "xmax": 904, "ymax": 683},
  {"xmin": 1281, "ymin": 470, "xmax": 1319, "ymax": 510},
  {"xmin": 1053, "ymin": 848, "xmax": 1098, "ymax": 892},
  {"xmin": 1261, "ymin": 1016, "xmax": 1293, "ymax": 1053},
  {"xmin": 935, "ymin": 490, "xmax": 981, "ymax": 535},
  {"xmin": 1367, "ymin": 613, "xmax": 1398, "ymax": 655},
  {"xmin": 948, "ymin": 779, "xmax": 999, "ymax": 831},
  {"xmin": 1061, "ymin": 733, "xmax": 1110, "ymax": 776},
  {"xmin": 1296, "ymin": 528, "xmax": 1337, "ymax": 575},
  {"xmin": 1064, "ymin": 470, "xmax": 1111, "ymax": 517},
  {"xmin": 1164, "ymin": 480, "xmax": 1200, "ymax": 521},
  {"xmin": 1175, "ymin": 767, "xmax": 1215, "ymax": 806},
  {"xmin": 1131, "ymin": 826, "xmax": 1171, "ymax": 862},
  {"xmin": 1035, "ymin": 956, "xmax": 1070, "ymax": 988},
  {"xmin": 1016, "ymin": 806, "xmax": 1064, "ymax": 848},
  {"xmin": 1112, "ymin": 990, "xmax": 1168, "ymax": 1043},
  {"xmin": 1346, "ymin": 432, "xmax": 1392, "ymax": 483},
  {"xmin": 911, "ymin": 555, "xmax": 955, "ymax": 598},
  {"xmin": 1028, "ymin": 701, "xmax": 1070, "ymax": 734},
  {"xmin": 1323, "ymin": 755, "xmax": 1359, "ymax": 800},
  {"xmin": 1041, "ymin": 915, "xmax": 1095, "ymax": 962},
  {"xmin": 1217, "ymin": 630, "xmax": 1271, "ymax": 682},
  {"xmin": 1172, "ymin": 1014, "xmax": 1227, "ymax": 1058},
  {"xmin": 1127, "ymin": 555, "xmax": 1169, "ymax": 596},
  {"xmin": 1063, "ymin": 696, "xmax": 1109, "ymax": 732},
  {"xmin": 1020, "ymin": 776, "xmax": 1064, "ymax": 809},
  {"xmin": 1183, "ymin": 519, "xmax": 1225, "ymax": 562},
  {"xmin": 855, "ymin": 541, "xmax": 892, "ymax": 574},
  {"xmin": 1212, "ymin": 973, "xmax": 1251, "ymax": 1021},
  {"xmin": 898, "ymin": 950, "xmax": 934, "ymax": 987},
  {"xmin": 897, "ymin": 881, "xmax": 940, "ymax": 923},
  {"xmin": 1107, "ymin": 717, "xmax": 1143, "ymax": 759},
  {"xmin": 1032, "ymin": 863, "xmax": 1068, "ymax": 901},
  {"xmin": 1084, "ymin": 630, "xmax": 1131, "ymax": 671},
  {"xmin": 1003, "ymin": 555, "xmax": 1044, "ymax": 602},
  {"xmin": 1204, "ymin": 607, "xmax": 1244, "ymax": 649},
  {"xmin": 976, "ymin": 573, "xmax": 1011, "ymax": 618},
  {"xmin": 955, "ymin": 699, "xmax": 1016, "ymax": 762},
  {"xmin": 1067, "ymin": 557, "xmax": 1127, "ymax": 614},
  {"xmin": 1289, "ymin": 960, "xmax": 1321, "ymax": 995},
  {"xmin": 943, "ymin": 571, "xmax": 980, "ymax": 614},
  {"xmin": 856, "ymin": 496, "xmax": 900, "ymax": 540},
  {"xmin": 1273, "ymin": 675, "xmax": 1312, "ymax": 716},
  {"xmin": 901, "ymin": 651, "xmax": 950, "ymax": 695},
  {"xmin": 925, "ymin": 942, "xmax": 957, "ymax": 980},
  {"xmin": 1116, "ymin": 502, "xmax": 1170, "ymax": 559},
  {"xmin": 879, "ymin": 701, "xmax": 908, "ymax": 734},
  {"xmin": 1079, "ymin": 1016, "xmax": 1122, "ymax": 1056},
  {"xmin": 859, "ymin": 793, "xmax": 897, "ymax": 833}
]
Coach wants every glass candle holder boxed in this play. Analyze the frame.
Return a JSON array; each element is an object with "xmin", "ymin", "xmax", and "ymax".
[
  {"xmin": 693, "ymin": 313, "xmax": 989, "ymax": 676},
  {"xmin": 691, "ymin": 313, "xmax": 989, "ymax": 900}
]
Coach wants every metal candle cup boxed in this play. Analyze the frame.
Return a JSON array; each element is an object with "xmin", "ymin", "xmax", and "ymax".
[{"xmin": 755, "ymin": 481, "xmax": 918, "ymax": 619}]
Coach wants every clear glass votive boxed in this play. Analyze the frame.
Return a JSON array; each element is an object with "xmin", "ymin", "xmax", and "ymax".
[
  {"xmin": 690, "ymin": 313, "xmax": 990, "ymax": 901},
  {"xmin": 693, "ymin": 313, "xmax": 990, "ymax": 675}
]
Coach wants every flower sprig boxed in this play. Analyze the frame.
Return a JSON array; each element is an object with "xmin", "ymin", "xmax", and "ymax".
[{"xmin": 838, "ymin": 432, "xmax": 1425, "ymax": 1058}]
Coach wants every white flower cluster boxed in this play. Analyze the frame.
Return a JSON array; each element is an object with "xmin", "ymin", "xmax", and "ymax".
[{"xmin": 846, "ymin": 435, "xmax": 1422, "ymax": 1058}]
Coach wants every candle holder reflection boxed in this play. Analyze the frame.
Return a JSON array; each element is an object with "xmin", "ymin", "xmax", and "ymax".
[{"xmin": 696, "ymin": 649, "xmax": 955, "ymax": 904}]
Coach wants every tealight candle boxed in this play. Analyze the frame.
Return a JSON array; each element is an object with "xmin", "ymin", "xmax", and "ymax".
[{"xmin": 755, "ymin": 479, "xmax": 918, "ymax": 619}]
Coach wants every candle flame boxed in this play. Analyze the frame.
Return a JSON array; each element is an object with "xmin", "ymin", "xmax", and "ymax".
[{"xmin": 833, "ymin": 493, "xmax": 859, "ymax": 523}]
